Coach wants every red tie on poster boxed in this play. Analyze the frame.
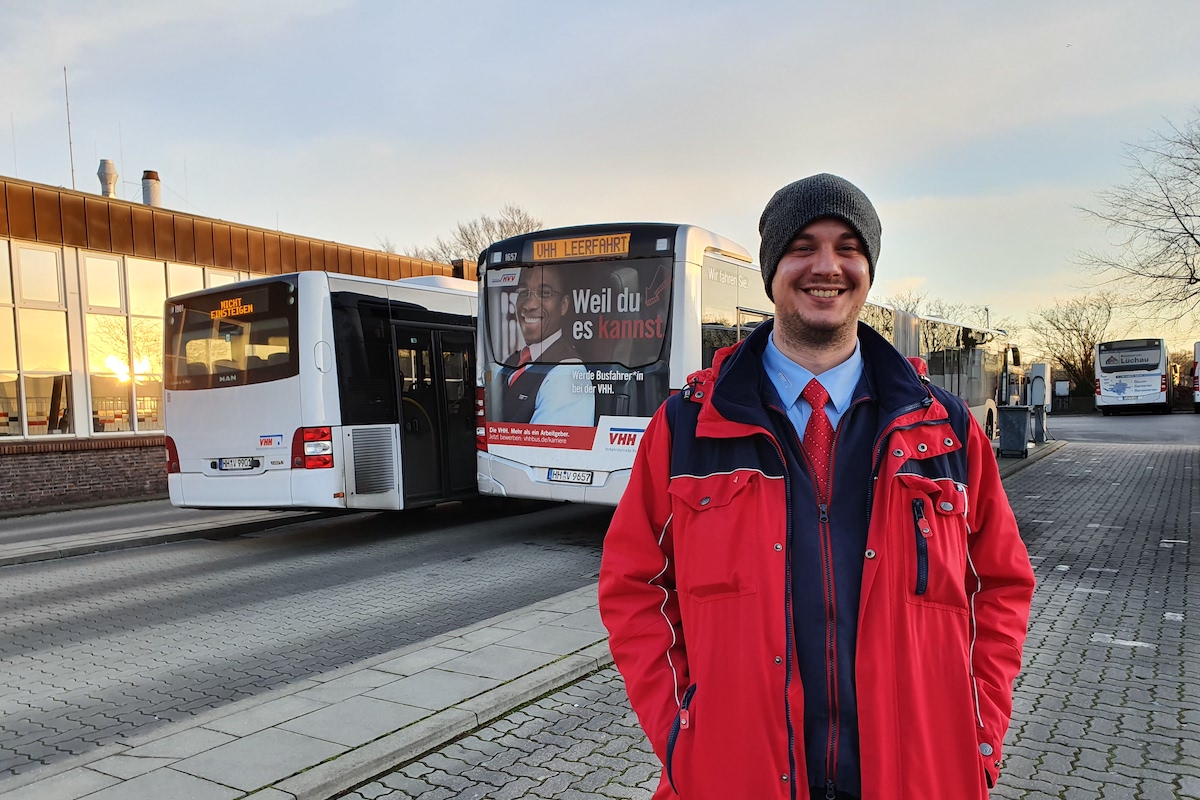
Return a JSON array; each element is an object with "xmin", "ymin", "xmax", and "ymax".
[
  {"xmin": 508, "ymin": 347, "xmax": 532, "ymax": 387},
  {"xmin": 801, "ymin": 379, "xmax": 834, "ymax": 496}
]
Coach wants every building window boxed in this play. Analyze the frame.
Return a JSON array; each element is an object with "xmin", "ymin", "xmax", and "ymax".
[
  {"xmin": 17, "ymin": 246, "xmax": 62, "ymax": 305},
  {"xmin": 18, "ymin": 307, "xmax": 72, "ymax": 434},
  {"xmin": 0, "ymin": 244, "xmax": 16, "ymax": 434},
  {"xmin": 168, "ymin": 263, "xmax": 204, "ymax": 297},
  {"xmin": 86, "ymin": 313, "xmax": 133, "ymax": 432},
  {"xmin": 85, "ymin": 254, "xmax": 124, "ymax": 311}
]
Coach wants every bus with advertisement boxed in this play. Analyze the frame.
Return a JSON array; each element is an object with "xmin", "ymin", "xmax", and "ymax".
[
  {"xmin": 1094, "ymin": 337, "xmax": 1173, "ymax": 415},
  {"xmin": 475, "ymin": 224, "xmax": 768, "ymax": 505},
  {"xmin": 164, "ymin": 271, "xmax": 479, "ymax": 510},
  {"xmin": 474, "ymin": 223, "xmax": 1027, "ymax": 506}
]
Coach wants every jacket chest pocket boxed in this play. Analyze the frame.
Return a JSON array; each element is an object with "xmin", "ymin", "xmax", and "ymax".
[
  {"xmin": 896, "ymin": 473, "xmax": 969, "ymax": 614},
  {"xmin": 667, "ymin": 472, "xmax": 761, "ymax": 603}
]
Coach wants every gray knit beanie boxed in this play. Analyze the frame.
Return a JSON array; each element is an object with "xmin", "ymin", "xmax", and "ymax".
[{"xmin": 758, "ymin": 173, "xmax": 881, "ymax": 300}]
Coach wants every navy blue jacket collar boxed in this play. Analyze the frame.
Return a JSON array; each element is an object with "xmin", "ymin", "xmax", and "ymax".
[{"xmin": 712, "ymin": 319, "xmax": 930, "ymax": 429}]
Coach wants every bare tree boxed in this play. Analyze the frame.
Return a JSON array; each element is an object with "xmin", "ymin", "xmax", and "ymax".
[
  {"xmin": 1025, "ymin": 294, "xmax": 1115, "ymax": 394},
  {"xmin": 403, "ymin": 204, "xmax": 543, "ymax": 264},
  {"xmin": 882, "ymin": 289, "xmax": 927, "ymax": 314},
  {"xmin": 376, "ymin": 237, "xmax": 397, "ymax": 254},
  {"xmin": 1080, "ymin": 111, "xmax": 1200, "ymax": 322}
]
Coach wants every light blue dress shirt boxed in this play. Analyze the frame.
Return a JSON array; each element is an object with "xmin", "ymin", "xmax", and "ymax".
[{"xmin": 763, "ymin": 332, "xmax": 864, "ymax": 440}]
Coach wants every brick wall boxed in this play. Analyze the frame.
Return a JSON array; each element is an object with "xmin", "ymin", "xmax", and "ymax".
[{"xmin": 0, "ymin": 438, "xmax": 166, "ymax": 512}]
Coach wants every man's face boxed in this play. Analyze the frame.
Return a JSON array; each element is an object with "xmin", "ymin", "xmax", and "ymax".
[
  {"xmin": 516, "ymin": 266, "xmax": 568, "ymax": 346},
  {"xmin": 770, "ymin": 218, "xmax": 871, "ymax": 348}
]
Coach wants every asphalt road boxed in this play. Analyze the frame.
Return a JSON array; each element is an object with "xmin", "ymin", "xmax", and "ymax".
[
  {"xmin": 1047, "ymin": 407, "xmax": 1200, "ymax": 444},
  {"xmin": 0, "ymin": 500, "xmax": 614, "ymax": 778}
]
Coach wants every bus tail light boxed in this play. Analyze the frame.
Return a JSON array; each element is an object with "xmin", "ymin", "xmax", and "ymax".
[
  {"xmin": 1094, "ymin": 378, "xmax": 1101, "ymax": 396},
  {"xmin": 475, "ymin": 387, "xmax": 488, "ymax": 452},
  {"xmin": 1193, "ymin": 362, "xmax": 1198, "ymax": 391},
  {"xmin": 165, "ymin": 436, "xmax": 181, "ymax": 474},
  {"xmin": 292, "ymin": 427, "xmax": 334, "ymax": 469},
  {"xmin": 1161, "ymin": 374, "xmax": 1168, "ymax": 394}
]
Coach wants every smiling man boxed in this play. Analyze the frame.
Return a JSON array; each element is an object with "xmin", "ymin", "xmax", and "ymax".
[
  {"xmin": 599, "ymin": 174, "xmax": 1035, "ymax": 799},
  {"xmin": 501, "ymin": 264, "xmax": 594, "ymax": 425}
]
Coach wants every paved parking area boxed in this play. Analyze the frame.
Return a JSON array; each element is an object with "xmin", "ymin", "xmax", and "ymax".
[{"xmin": 343, "ymin": 442, "xmax": 1200, "ymax": 799}]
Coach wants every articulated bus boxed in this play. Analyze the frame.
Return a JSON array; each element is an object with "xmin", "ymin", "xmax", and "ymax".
[
  {"xmin": 863, "ymin": 305, "xmax": 1023, "ymax": 439},
  {"xmin": 1094, "ymin": 338, "xmax": 1172, "ymax": 415},
  {"xmin": 474, "ymin": 223, "xmax": 1026, "ymax": 507},
  {"xmin": 164, "ymin": 271, "xmax": 478, "ymax": 510}
]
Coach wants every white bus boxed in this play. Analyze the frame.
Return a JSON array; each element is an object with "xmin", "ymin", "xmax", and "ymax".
[
  {"xmin": 164, "ymin": 271, "xmax": 479, "ymax": 510},
  {"xmin": 474, "ymin": 223, "xmax": 1026, "ymax": 507},
  {"xmin": 862, "ymin": 304, "xmax": 1024, "ymax": 439},
  {"xmin": 476, "ymin": 224, "xmax": 767, "ymax": 505},
  {"xmin": 1094, "ymin": 338, "xmax": 1172, "ymax": 415}
]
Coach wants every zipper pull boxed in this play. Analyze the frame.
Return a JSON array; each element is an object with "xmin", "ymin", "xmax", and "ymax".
[
  {"xmin": 678, "ymin": 708, "xmax": 689, "ymax": 729},
  {"xmin": 819, "ymin": 503, "xmax": 829, "ymax": 523},
  {"xmin": 913, "ymin": 499, "xmax": 932, "ymax": 537},
  {"xmin": 825, "ymin": 779, "xmax": 837, "ymax": 799}
]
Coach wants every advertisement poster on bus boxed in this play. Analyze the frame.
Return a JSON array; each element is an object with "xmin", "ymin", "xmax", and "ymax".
[{"xmin": 483, "ymin": 249, "xmax": 672, "ymax": 468}]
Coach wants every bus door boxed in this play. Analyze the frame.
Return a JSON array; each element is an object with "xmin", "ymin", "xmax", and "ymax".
[
  {"xmin": 396, "ymin": 326, "xmax": 442, "ymax": 505},
  {"xmin": 437, "ymin": 329, "xmax": 477, "ymax": 496}
]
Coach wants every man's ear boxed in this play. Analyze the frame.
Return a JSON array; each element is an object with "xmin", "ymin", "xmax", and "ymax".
[{"xmin": 559, "ymin": 295, "xmax": 569, "ymax": 315}]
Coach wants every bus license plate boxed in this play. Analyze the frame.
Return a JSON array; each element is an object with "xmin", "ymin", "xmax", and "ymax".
[
  {"xmin": 219, "ymin": 458, "xmax": 255, "ymax": 471},
  {"xmin": 548, "ymin": 468, "xmax": 593, "ymax": 485}
]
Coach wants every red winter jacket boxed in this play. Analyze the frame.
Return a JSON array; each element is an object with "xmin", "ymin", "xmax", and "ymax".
[{"xmin": 598, "ymin": 337, "xmax": 1035, "ymax": 800}]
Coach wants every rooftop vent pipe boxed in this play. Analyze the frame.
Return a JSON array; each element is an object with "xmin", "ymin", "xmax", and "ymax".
[
  {"xmin": 141, "ymin": 170, "xmax": 162, "ymax": 207},
  {"xmin": 97, "ymin": 160, "xmax": 118, "ymax": 198}
]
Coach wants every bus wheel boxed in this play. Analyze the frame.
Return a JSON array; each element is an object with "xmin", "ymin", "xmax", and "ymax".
[
  {"xmin": 985, "ymin": 413, "xmax": 995, "ymax": 439},
  {"xmin": 1195, "ymin": 403, "xmax": 1200, "ymax": 414}
]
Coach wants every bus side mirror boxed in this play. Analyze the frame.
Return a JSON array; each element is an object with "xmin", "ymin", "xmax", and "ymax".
[{"xmin": 1010, "ymin": 347, "xmax": 1021, "ymax": 367}]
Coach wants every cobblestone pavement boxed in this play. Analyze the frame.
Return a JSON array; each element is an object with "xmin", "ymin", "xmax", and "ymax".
[
  {"xmin": 0, "ymin": 503, "xmax": 610, "ymax": 777},
  {"xmin": 344, "ymin": 442, "xmax": 1199, "ymax": 799}
]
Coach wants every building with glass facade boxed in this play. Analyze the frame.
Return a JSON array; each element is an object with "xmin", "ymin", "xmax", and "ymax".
[{"xmin": 0, "ymin": 174, "xmax": 471, "ymax": 511}]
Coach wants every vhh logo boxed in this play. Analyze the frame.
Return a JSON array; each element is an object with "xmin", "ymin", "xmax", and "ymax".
[{"xmin": 608, "ymin": 431, "xmax": 640, "ymax": 447}]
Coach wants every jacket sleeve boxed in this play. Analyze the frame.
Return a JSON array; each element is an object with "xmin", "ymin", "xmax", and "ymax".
[
  {"xmin": 963, "ymin": 415, "xmax": 1036, "ymax": 788},
  {"xmin": 597, "ymin": 401, "xmax": 688, "ymax": 764}
]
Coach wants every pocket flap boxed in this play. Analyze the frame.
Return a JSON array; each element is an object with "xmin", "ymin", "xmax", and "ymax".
[
  {"xmin": 896, "ymin": 473, "xmax": 967, "ymax": 515},
  {"xmin": 933, "ymin": 483, "xmax": 968, "ymax": 515},
  {"xmin": 668, "ymin": 471, "xmax": 755, "ymax": 511}
]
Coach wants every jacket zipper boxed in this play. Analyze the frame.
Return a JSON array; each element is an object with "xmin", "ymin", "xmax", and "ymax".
[
  {"xmin": 912, "ymin": 498, "xmax": 930, "ymax": 595},
  {"xmin": 665, "ymin": 683, "xmax": 698, "ymax": 793},
  {"xmin": 764, "ymin": 408, "xmax": 799, "ymax": 800}
]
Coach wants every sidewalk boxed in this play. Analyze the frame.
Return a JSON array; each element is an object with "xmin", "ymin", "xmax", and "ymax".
[{"xmin": 0, "ymin": 440, "xmax": 1064, "ymax": 800}]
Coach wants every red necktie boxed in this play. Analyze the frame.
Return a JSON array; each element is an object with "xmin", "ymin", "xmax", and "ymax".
[
  {"xmin": 801, "ymin": 379, "xmax": 834, "ymax": 496},
  {"xmin": 508, "ymin": 346, "xmax": 532, "ymax": 386}
]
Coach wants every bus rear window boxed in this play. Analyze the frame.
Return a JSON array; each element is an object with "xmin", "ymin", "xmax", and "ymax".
[
  {"xmin": 165, "ymin": 280, "xmax": 299, "ymax": 390},
  {"xmin": 1097, "ymin": 341, "xmax": 1162, "ymax": 373}
]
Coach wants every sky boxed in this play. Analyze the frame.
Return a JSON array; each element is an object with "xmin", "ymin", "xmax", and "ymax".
[{"xmin": 3, "ymin": 0, "xmax": 1199, "ymax": 348}]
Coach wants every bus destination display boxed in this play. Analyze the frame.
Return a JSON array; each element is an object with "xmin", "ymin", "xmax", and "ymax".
[{"xmin": 531, "ymin": 234, "xmax": 631, "ymax": 262}]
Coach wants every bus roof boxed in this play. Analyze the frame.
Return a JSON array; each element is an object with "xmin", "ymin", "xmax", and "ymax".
[{"xmin": 478, "ymin": 223, "xmax": 752, "ymax": 266}]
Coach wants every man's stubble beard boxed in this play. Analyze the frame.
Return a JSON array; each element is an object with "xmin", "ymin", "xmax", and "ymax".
[{"xmin": 774, "ymin": 306, "xmax": 859, "ymax": 355}]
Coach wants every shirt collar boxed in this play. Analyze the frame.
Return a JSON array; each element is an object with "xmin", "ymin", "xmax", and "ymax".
[
  {"xmin": 763, "ymin": 332, "xmax": 863, "ymax": 413},
  {"xmin": 527, "ymin": 328, "xmax": 562, "ymax": 360}
]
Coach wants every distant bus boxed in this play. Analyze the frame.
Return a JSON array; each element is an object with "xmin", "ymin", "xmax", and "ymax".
[
  {"xmin": 862, "ymin": 304, "xmax": 1024, "ymax": 439},
  {"xmin": 473, "ymin": 222, "xmax": 1024, "ymax": 507},
  {"xmin": 1094, "ymin": 338, "xmax": 1172, "ymax": 415},
  {"xmin": 1192, "ymin": 342, "xmax": 1199, "ymax": 414},
  {"xmin": 164, "ymin": 271, "xmax": 478, "ymax": 510}
]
